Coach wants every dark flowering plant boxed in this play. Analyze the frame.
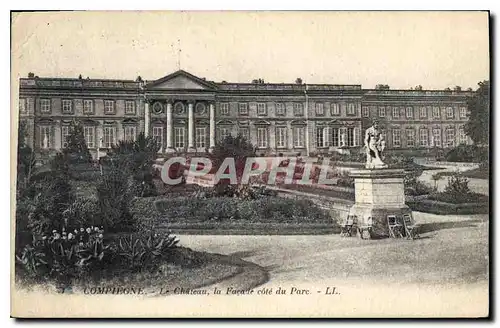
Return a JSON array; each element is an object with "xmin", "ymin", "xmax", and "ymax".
[{"xmin": 16, "ymin": 226, "xmax": 109, "ymax": 282}]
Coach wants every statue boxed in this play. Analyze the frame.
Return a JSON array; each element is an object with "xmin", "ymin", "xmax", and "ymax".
[{"xmin": 364, "ymin": 120, "xmax": 388, "ymax": 169}]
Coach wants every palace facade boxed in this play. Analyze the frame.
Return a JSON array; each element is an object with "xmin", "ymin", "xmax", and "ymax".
[{"xmin": 18, "ymin": 70, "xmax": 473, "ymax": 160}]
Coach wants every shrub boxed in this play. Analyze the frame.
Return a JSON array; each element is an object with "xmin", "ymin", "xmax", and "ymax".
[
  {"xmin": 426, "ymin": 172, "xmax": 488, "ymax": 204},
  {"xmin": 445, "ymin": 144, "xmax": 488, "ymax": 163},
  {"xmin": 26, "ymin": 175, "xmax": 75, "ymax": 236},
  {"xmin": 406, "ymin": 198, "xmax": 488, "ymax": 215},
  {"xmin": 116, "ymin": 231, "xmax": 179, "ymax": 271},
  {"xmin": 153, "ymin": 196, "xmax": 330, "ymax": 223},
  {"xmin": 96, "ymin": 168, "xmax": 136, "ymax": 232},
  {"xmin": 16, "ymin": 226, "xmax": 108, "ymax": 284},
  {"xmin": 62, "ymin": 197, "xmax": 101, "ymax": 230}
]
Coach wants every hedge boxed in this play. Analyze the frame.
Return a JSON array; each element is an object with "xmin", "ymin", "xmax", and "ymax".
[
  {"xmin": 149, "ymin": 196, "xmax": 332, "ymax": 223},
  {"xmin": 406, "ymin": 199, "xmax": 489, "ymax": 215}
]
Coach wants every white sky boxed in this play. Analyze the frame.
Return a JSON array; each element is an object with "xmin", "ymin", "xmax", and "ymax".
[{"xmin": 11, "ymin": 11, "xmax": 489, "ymax": 90}]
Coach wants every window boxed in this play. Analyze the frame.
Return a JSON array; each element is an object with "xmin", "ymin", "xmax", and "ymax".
[
  {"xmin": 446, "ymin": 128, "xmax": 455, "ymax": 147},
  {"xmin": 347, "ymin": 103, "xmax": 356, "ymax": 115},
  {"xmin": 124, "ymin": 126, "xmax": 136, "ymax": 142},
  {"xmin": 257, "ymin": 127, "xmax": 268, "ymax": 148},
  {"xmin": 195, "ymin": 127, "xmax": 207, "ymax": 149},
  {"xmin": 392, "ymin": 129, "xmax": 401, "ymax": 147},
  {"xmin": 83, "ymin": 100, "xmax": 94, "ymax": 114},
  {"xmin": 83, "ymin": 126, "xmax": 95, "ymax": 148},
  {"xmin": 152, "ymin": 126, "xmax": 164, "ymax": 149},
  {"xmin": 219, "ymin": 127, "xmax": 231, "ymax": 141},
  {"xmin": 432, "ymin": 128, "xmax": 441, "ymax": 147},
  {"xmin": 339, "ymin": 127, "xmax": 347, "ymax": 147},
  {"xmin": 174, "ymin": 127, "xmax": 186, "ymax": 148},
  {"xmin": 331, "ymin": 128, "xmax": 340, "ymax": 147},
  {"xmin": 316, "ymin": 127, "xmax": 330, "ymax": 148},
  {"xmin": 293, "ymin": 126, "xmax": 305, "ymax": 147},
  {"xmin": 406, "ymin": 107, "xmax": 413, "ymax": 119},
  {"xmin": 40, "ymin": 99, "xmax": 51, "ymax": 113},
  {"xmin": 459, "ymin": 127, "xmax": 467, "ymax": 145},
  {"xmin": 378, "ymin": 107, "xmax": 386, "ymax": 118},
  {"xmin": 61, "ymin": 126, "xmax": 70, "ymax": 148},
  {"xmin": 446, "ymin": 107, "xmax": 454, "ymax": 119},
  {"xmin": 293, "ymin": 103, "xmax": 304, "ymax": 116},
  {"xmin": 40, "ymin": 126, "xmax": 51, "ymax": 149},
  {"xmin": 125, "ymin": 101, "xmax": 136, "ymax": 114},
  {"xmin": 362, "ymin": 106, "xmax": 369, "ymax": 118},
  {"xmin": 419, "ymin": 129, "xmax": 428, "ymax": 147},
  {"xmin": 459, "ymin": 107, "xmax": 467, "ymax": 119},
  {"xmin": 392, "ymin": 107, "xmax": 400, "ymax": 118},
  {"xmin": 239, "ymin": 103, "xmax": 248, "ymax": 115},
  {"xmin": 330, "ymin": 103, "xmax": 340, "ymax": 115},
  {"xmin": 221, "ymin": 103, "xmax": 230, "ymax": 115},
  {"xmin": 347, "ymin": 127, "xmax": 356, "ymax": 147},
  {"xmin": 19, "ymin": 99, "xmax": 26, "ymax": 113},
  {"xmin": 275, "ymin": 103, "xmax": 285, "ymax": 116},
  {"xmin": 239, "ymin": 127, "xmax": 249, "ymax": 141},
  {"xmin": 420, "ymin": 106, "xmax": 427, "ymax": 118},
  {"xmin": 103, "ymin": 126, "xmax": 116, "ymax": 148},
  {"xmin": 432, "ymin": 107, "xmax": 440, "ymax": 118},
  {"xmin": 316, "ymin": 103, "xmax": 325, "ymax": 116},
  {"xmin": 276, "ymin": 127, "xmax": 287, "ymax": 148},
  {"xmin": 257, "ymin": 103, "xmax": 267, "ymax": 115},
  {"xmin": 104, "ymin": 100, "xmax": 115, "ymax": 114},
  {"xmin": 406, "ymin": 129, "xmax": 415, "ymax": 147},
  {"xmin": 62, "ymin": 100, "xmax": 73, "ymax": 114}
]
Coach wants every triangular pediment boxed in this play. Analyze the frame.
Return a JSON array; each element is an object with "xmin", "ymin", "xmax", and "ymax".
[{"xmin": 145, "ymin": 70, "xmax": 217, "ymax": 90}]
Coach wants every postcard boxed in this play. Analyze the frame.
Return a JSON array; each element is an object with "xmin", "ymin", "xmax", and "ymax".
[{"xmin": 11, "ymin": 10, "xmax": 490, "ymax": 318}]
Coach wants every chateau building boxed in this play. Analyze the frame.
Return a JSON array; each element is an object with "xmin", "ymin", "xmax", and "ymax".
[{"xmin": 18, "ymin": 70, "xmax": 473, "ymax": 160}]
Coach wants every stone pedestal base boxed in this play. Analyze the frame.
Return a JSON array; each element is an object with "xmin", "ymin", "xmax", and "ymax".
[
  {"xmin": 347, "ymin": 168, "xmax": 412, "ymax": 239},
  {"xmin": 347, "ymin": 204, "xmax": 412, "ymax": 239}
]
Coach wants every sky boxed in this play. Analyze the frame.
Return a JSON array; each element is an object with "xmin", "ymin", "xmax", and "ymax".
[{"xmin": 11, "ymin": 11, "xmax": 490, "ymax": 90}]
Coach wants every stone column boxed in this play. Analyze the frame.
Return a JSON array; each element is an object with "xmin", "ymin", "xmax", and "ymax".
[
  {"xmin": 144, "ymin": 101, "xmax": 150, "ymax": 137},
  {"xmin": 187, "ymin": 101, "xmax": 196, "ymax": 152},
  {"xmin": 165, "ymin": 99, "xmax": 175, "ymax": 153},
  {"xmin": 209, "ymin": 102, "xmax": 216, "ymax": 152}
]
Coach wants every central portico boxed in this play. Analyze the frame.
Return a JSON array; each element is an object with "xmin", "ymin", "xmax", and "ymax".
[{"xmin": 144, "ymin": 70, "xmax": 217, "ymax": 153}]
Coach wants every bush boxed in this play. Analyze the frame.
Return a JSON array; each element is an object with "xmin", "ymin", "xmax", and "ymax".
[
  {"xmin": 26, "ymin": 175, "xmax": 75, "ymax": 236},
  {"xmin": 115, "ymin": 231, "xmax": 179, "ymax": 271},
  {"xmin": 153, "ymin": 196, "xmax": 330, "ymax": 223},
  {"xmin": 425, "ymin": 172, "xmax": 488, "ymax": 204},
  {"xmin": 62, "ymin": 197, "xmax": 101, "ymax": 230},
  {"xmin": 16, "ymin": 226, "xmax": 108, "ymax": 284},
  {"xmin": 406, "ymin": 198, "xmax": 488, "ymax": 215},
  {"xmin": 96, "ymin": 168, "xmax": 136, "ymax": 232},
  {"xmin": 445, "ymin": 145, "xmax": 488, "ymax": 163}
]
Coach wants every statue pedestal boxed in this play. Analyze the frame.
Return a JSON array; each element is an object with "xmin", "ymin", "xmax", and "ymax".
[{"xmin": 347, "ymin": 169, "xmax": 412, "ymax": 239}]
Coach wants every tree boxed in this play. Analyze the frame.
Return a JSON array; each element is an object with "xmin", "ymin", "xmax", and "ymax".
[
  {"xmin": 16, "ymin": 120, "xmax": 37, "ymax": 192},
  {"xmin": 210, "ymin": 134, "xmax": 256, "ymax": 197},
  {"xmin": 465, "ymin": 81, "xmax": 490, "ymax": 146},
  {"xmin": 63, "ymin": 120, "xmax": 92, "ymax": 164}
]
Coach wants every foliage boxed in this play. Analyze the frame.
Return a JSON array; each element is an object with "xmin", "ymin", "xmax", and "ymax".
[
  {"xmin": 465, "ymin": 80, "xmax": 490, "ymax": 146},
  {"xmin": 26, "ymin": 175, "xmax": 75, "ymax": 236},
  {"xmin": 444, "ymin": 144, "xmax": 488, "ymax": 163},
  {"xmin": 154, "ymin": 196, "xmax": 330, "ymax": 223},
  {"xmin": 406, "ymin": 198, "xmax": 488, "ymax": 215},
  {"xmin": 62, "ymin": 197, "xmax": 101, "ymax": 230},
  {"xmin": 62, "ymin": 120, "xmax": 92, "ymax": 164},
  {"xmin": 444, "ymin": 172, "xmax": 471, "ymax": 196},
  {"xmin": 16, "ymin": 227, "xmax": 108, "ymax": 283},
  {"xmin": 16, "ymin": 120, "xmax": 37, "ymax": 193},
  {"xmin": 116, "ymin": 231, "xmax": 179, "ymax": 271},
  {"xmin": 108, "ymin": 132, "xmax": 160, "ymax": 175},
  {"xmin": 424, "ymin": 172, "xmax": 488, "ymax": 205},
  {"xmin": 96, "ymin": 168, "xmax": 136, "ymax": 232}
]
